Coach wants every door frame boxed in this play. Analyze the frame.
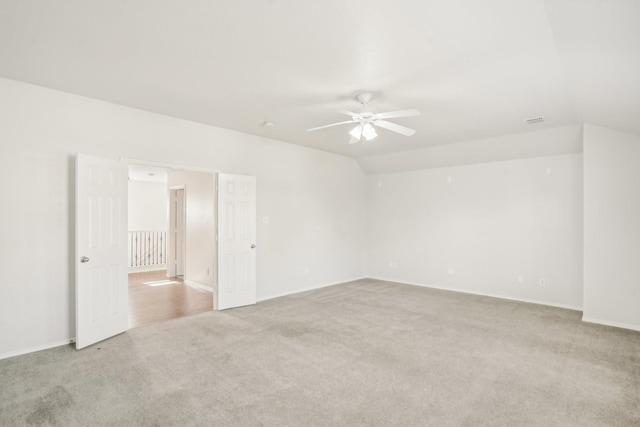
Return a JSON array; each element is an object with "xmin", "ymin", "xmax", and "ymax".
[
  {"xmin": 123, "ymin": 158, "xmax": 220, "ymax": 307},
  {"xmin": 167, "ymin": 185, "xmax": 186, "ymax": 278}
]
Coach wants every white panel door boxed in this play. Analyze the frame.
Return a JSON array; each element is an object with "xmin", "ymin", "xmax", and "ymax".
[
  {"xmin": 169, "ymin": 188, "xmax": 186, "ymax": 277},
  {"xmin": 217, "ymin": 174, "xmax": 256, "ymax": 310},
  {"xmin": 76, "ymin": 154, "xmax": 128, "ymax": 349}
]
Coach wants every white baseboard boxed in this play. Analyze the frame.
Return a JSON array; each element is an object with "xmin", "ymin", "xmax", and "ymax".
[
  {"xmin": 0, "ymin": 339, "xmax": 74, "ymax": 361},
  {"xmin": 581, "ymin": 316, "xmax": 640, "ymax": 332},
  {"xmin": 368, "ymin": 276, "xmax": 583, "ymax": 311},
  {"xmin": 128, "ymin": 265, "xmax": 166, "ymax": 273},
  {"xmin": 184, "ymin": 280, "xmax": 213, "ymax": 293},
  {"xmin": 257, "ymin": 276, "xmax": 368, "ymax": 303}
]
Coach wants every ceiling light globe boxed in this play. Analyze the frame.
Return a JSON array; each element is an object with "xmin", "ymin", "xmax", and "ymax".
[
  {"xmin": 349, "ymin": 124, "xmax": 363, "ymax": 139},
  {"xmin": 362, "ymin": 123, "xmax": 377, "ymax": 140}
]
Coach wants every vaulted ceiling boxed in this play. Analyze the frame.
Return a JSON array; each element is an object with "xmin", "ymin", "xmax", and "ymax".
[{"xmin": 0, "ymin": 0, "xmax": 638, "ymax": 159}]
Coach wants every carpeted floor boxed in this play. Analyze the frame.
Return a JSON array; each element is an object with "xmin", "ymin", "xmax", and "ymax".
[{"xmin": 1, "ymin": 279, "xmax": 639, "ymax": 426}]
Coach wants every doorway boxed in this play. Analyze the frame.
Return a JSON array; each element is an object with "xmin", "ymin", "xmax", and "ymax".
[
  {"xmin": 127, "ymin": 165, "xmax": 213, "ymax": 328},
  {"xmin": 75, "ymin": 154, "xmax": 257, "ymax": 348}
]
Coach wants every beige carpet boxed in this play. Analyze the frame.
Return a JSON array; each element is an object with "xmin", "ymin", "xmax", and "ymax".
[{"xmin": 1, "ymin": 279, "xmax": 639, "ymax": 426}]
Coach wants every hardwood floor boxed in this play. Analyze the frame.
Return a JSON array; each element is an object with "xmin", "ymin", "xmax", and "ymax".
[{"xmin": 128, "ymin": 270, "xmax": 213, "ymax": 328}]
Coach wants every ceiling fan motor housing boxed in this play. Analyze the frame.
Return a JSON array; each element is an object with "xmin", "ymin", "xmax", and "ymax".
[{"xmin": 356, "ymin": 92, "xmax": 374, "ymax": 105}]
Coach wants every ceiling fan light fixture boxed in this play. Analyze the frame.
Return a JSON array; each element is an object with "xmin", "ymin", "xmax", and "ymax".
[
  {"xmin": 349, "ymin": 124, "xmax": 363, "ymax": 139},
  {"xmin": 306, "ymin": 92, "xmax": 418, "ymax": 143},
  {"xmin": 349, "ymin": 123, "xmax": 377, "ymax": 141},
  {"xmin": 362, "ymin": 123, "xmax": 377, "ymax": 140}
]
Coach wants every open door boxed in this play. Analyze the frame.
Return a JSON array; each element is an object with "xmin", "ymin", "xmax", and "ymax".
[
  {"xmin": 76, "ymin": 154, "xmax": 128, "ymax": 349},
  {"xmin": 216, "ymin": 174, "xmax": 256, "ymax": 310},
  {"xmin": 168, "ymin": 187, "xmax": 186, "ymax": 278}
]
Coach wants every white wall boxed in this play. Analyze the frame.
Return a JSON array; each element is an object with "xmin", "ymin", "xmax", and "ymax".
[
  {"xmin": 0, "ymin": 78, "xmax": 366, "ymax": 359},
  {"xmin": 128, "ymin": 180, "xmax": 167, "ymax": 232},
  {"xmin": 367, "ymin": 154, "xmax": 583, "ymax": 308},
  {"xmin": 583, "ymin": 125, "xmax": 640, "ymax": 331},
  {"xmin": 167, "ymin": 171, "xmax": 215, "ymax": 290}
]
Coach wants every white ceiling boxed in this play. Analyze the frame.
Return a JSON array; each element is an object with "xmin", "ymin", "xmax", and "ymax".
[
  {"xmin": 0, "ymin": 0, "xmax": 638, "ymax": 159},
  {"xmin": 128, "ymin": 164, "xmax": 167, "ymax": 183}
]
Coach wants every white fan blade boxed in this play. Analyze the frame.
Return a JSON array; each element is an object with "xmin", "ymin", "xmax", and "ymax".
[
  {"xmin": 306, "ymin": 120, "xmax": 356, "ymax": 132},
  {"xmin": 375, "ymin": 109, "xmax": 420, "ymax": 120},
  {"xmin": 374, "ymin": 120, "xmax": 416, "ymax": 136},
  {"xmin": 349, "ymin": 136, "xmax": 361, "ymax": 144}
]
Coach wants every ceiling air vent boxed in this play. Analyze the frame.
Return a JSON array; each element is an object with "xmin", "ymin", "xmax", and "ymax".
[{"xmin": 525, "ymin": 116, "xmax": 544, "ymax": 124}]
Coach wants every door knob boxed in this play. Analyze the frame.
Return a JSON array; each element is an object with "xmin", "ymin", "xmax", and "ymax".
[
  {"xmin": 250, "ymin": 244, "xmax": 256, "ymax": 249},
  {"xmin": 80, "ymin": 256, "xmax": 90, "ymax": 263}
]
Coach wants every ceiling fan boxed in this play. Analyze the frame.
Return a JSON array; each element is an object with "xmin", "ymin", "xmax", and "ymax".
[{"xmin": 306, "ymin": 92, "xmax": 420, "ymax": 144}]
